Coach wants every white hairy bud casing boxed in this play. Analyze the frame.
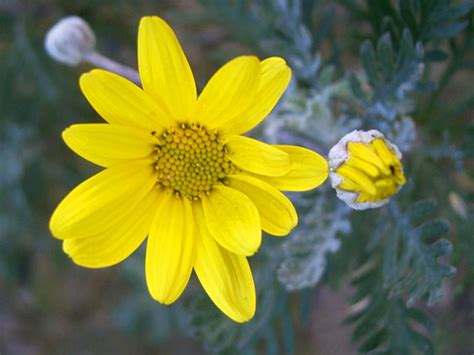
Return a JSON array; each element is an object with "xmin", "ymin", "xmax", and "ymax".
[{"xmin": 45, "ymin": 16, "xmax": 96, "ymax": 66}]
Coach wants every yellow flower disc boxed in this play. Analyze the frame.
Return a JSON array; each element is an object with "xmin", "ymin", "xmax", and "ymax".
[{"xmin": 153, "ymin": 123, "xmax": 236, "ymax": 200}]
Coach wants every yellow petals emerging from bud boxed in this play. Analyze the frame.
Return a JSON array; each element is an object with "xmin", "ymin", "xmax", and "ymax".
[
  {"xmin": 153, "ymin": 123, "xmax": 237, "ymax": 200},
  {"xmin": 328, "ymin": 130, "xmax": 406, "ymax": 210}
]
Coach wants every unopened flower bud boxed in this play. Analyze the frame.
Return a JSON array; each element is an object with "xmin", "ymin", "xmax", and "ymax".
[
  {"xmin": 44, "ymin": 16, "xmax": 96, "ymax": 66},
  {"xmin": 328, "ymin": 130, "xmax": 406, "ymax": 210}
]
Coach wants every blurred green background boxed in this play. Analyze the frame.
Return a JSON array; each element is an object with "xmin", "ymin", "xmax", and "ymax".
[{"xmin": 1, "ymin": 0, "xmax": 473, "ymax": 354}]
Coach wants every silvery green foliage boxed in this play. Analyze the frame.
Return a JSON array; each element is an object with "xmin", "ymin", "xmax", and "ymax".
[
  {"xmin": 388, "ymin": 115, "xmax": 417, "ymax": 152},
  {"xmin": 277, "ymin": 187, "xmax": 349, "ymax": 291},
  {"xmin": 346, "ymin": 200, "xmax": 455, "ymax": 354},
  {"xmin": 262, "ymin": 69, "xmax": 355, "ymax": 292},
  {"xmin": 265, "ymin": 68, "xmax": 359, "ymax": 149},
  {"xmin": 383, "ymin": 201, "xmax": 456, "ymax": 306},
  {"xmin": 194, "ymin": 0, "xmax": 335, "ymax": 86},
  {"xmin": 266, "ymin": 71, "xmax": 416, "ymax": 294},
  {"xmin": 207, "ymin": 0, "xmax": 428, "ymax": 154},
  {"xmin": 349, "ymin": 30, "xmax": 424, "ymax": 151},
  {"xmin": 346, "ymin": 285, "xmax": 436, "ymax": 354},
  {"xmin": 418, "ymin": 131, "xmax": 467, "ymax": 171},
  {"xmin": 257, "ymin": 0, "xmax": 322, "ymax": 82}
]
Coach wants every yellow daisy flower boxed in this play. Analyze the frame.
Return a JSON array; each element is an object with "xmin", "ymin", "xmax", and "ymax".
[{"xmin": 50, "ymin": 16, "xmax": 328, "ymax": 322}]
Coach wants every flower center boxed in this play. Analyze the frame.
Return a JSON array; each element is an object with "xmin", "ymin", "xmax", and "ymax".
[
  {"xmin": 336, "ymin": 138, "xmax": 406, "ymax": 203},
  {"xmin": 153, "ymin": 123, "xmax": 236, "ymax": 200}
]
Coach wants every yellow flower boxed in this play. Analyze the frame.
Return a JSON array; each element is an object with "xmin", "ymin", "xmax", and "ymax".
[
  {"xmin": 49, "ymin": 16, "xmax": 328, "ymax": 322},
  {"xmin": 328, "ymin": 130, "xmax": 406, "ymax": 210}
]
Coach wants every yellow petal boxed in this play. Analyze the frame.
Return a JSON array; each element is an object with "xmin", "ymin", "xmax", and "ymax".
[
  {"xmin": 222, "ymin": 57, "xmax": 291, "ymax": 135},
  {"xmin": 225, "ymin": 135, "xmax": 291, "ymax": 177},
  {"xmin": 252, "ymin": 145, "xmax": 328, "ymax": 191},
  {"xmin": 345, "ymin": 156, "xmax": 380, "ymax": 178},
  {"xmin": 193, "ymin": 203, "xmax": 256, "ymax": 322},
  {"xmin": 50, "ymin": 160, "xmax": 156, "ymax": 239},
  {"xmin": 202, "ymin": 185, "xmax": 261, "ymax": 256},
  {"xmin": 138, "ymin": 16, "xmax": 196, "ymax": 121},
  {"xmin": 372, "ymin": 138, "xmax": 397, "ymax": 167},
  {"xmin": 62, "ymin": 188, "xmax": 160, "ymax": 268},
  {"xmin": 347, "ymin": 142, "xmax": 390, "ymax": 175},
  {"xmin": 80, "ymin": 69, "xmax": 173, "ymax": 130},
  {"xmin": 146, "ymin": 193, "xmax": 196, "ymax": 304},
  {"xmin": 227, "ymin": 175, "xmax": 297, "ymax": 237},
  {"xmin": 62, "ymin": 124, "xmax": 155, "ymax": 167},
  {"xmin": 336, "ymin": 164, "xmax": 377, "ymax": 196},
  {"xmin": 195, "ymin": 56, "xmax": 260, "ymax": 129}
]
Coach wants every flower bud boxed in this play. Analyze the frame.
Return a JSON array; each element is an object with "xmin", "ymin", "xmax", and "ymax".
[
  {"xmin": 328, "ymin": 130, "xmax": 406, "ymax": 210},
  {"xmin": 44, "ymin": 16, "xmax": 96, "ymax": 66}
]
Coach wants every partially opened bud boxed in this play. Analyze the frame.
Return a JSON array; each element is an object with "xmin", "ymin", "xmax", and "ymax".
[
  {"xmin": 328, "ymin": 130, "xmax": 406, "ymax": 210},
  {"xmin": 44, "ymin": 16, "xmax": 96, "ymax": 66}
]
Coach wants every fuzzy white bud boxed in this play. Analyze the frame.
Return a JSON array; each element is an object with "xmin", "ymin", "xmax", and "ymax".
[{"xmin": 44, "ymin": 16, "xmax": 96, "ymax": 66}]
